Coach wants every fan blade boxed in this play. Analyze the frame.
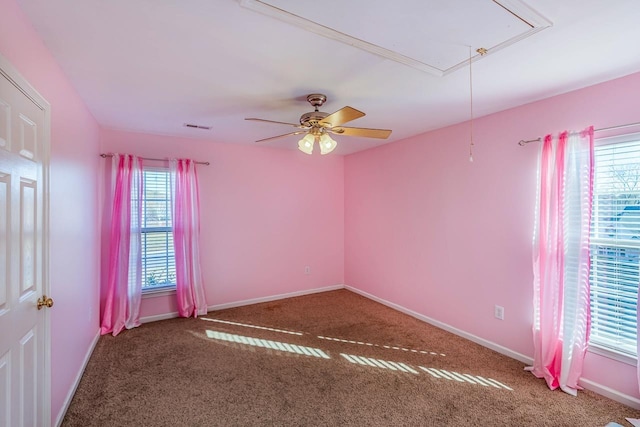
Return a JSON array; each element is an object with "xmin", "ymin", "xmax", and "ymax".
[
  {"xmin": 319, "ymin": 106, "xmax": 365, "ymax": 127},
  {"xmin": 255, "ymin": 131, "xmax": 307, "ymax": 143},
  {"xmin": 245, "ymin": 118, "xmax": 302, "ymax": 128},
  {"xmin": 331, "ymin": 126, "xmax": 392, "ymax": 139}
]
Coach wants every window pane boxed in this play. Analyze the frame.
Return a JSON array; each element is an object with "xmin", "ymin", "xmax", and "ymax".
[
  {"xmin": 143, "ymin": 170, "xmax": 171, "ymax": 228},
  {"xmin": 134, "ymin": 168, "xmax": 176, "ymax": 290},
  {"xmin": 590, "ymin": 139, "xmax": 640, "ymax": 356},
  {"xmin": 141, "ymin": 230, "xmax": 176, "ymax": 288}
]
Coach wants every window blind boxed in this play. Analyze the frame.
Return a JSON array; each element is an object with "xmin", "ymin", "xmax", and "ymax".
[
  {"xmin": 139, "ymin": 169, "xmax": 176, "ymax": 289},
  {"xmin": 590, "ymin": 139, "xmax": 640, "ymax": 356}
]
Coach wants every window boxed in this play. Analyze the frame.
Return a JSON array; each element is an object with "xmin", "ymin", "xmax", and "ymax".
[
  {"xmin": 138, "ymin": 168, "xmax": 176, "ymax": 292},
  {"xmin": 590, "ymin": 135, "xmax": 640, "ymax": 357}
]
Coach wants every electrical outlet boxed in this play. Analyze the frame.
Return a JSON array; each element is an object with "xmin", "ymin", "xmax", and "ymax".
[
  {"xmin": 304, "ymin": 266, "xmax": 311, "ymax": 275},
  {"xmin": 494, "ymin": 305, "xmax": 504, "ymax": 320}
]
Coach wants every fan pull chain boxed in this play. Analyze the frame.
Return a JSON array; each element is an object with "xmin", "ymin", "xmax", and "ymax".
[
  {"xmin": 468, "ymin": 47, "xmax": 487, "ymax": 163},
  {"xmin": 469, "ymin": 46, "xmax": 474, "ymax": 163}
]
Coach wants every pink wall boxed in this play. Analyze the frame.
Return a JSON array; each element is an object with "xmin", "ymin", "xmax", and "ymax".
[
  {"xmin": 0, "ymin": 0, "xmax": 101, "ymax": 424},
  {"xmin": 4, "ymin": 0, "xmax": 639, "ymax": 413},
  {"xmin": 344, "ymin": 71, "xmax": 640, "ymax": 401},
  {"xmin": 100, "ymin": 129, "xmax": 345, "ymax": 319}
]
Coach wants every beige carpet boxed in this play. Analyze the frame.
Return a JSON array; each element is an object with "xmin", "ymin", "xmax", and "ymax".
[{"xmin": 63, "ymin": 289, "xmax": 640, "ymax": 426}]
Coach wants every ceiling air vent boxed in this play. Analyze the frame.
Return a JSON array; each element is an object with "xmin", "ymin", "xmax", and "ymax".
[{"xmin": 183, "ymin": 123, "xmax": 212, "ymax": 130}]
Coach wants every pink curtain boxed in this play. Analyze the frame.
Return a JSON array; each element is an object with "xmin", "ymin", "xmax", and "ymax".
[
  {"xmin": 171, "ymin": 159, "xmax": 207, "ymax": 317},
  {"xmin": 527, "ymin": 127, "xmax": 594, "ymax": 395},
  {"xmin": 101, "ymin": 154, "xmax": 143, "ymax": 336}
]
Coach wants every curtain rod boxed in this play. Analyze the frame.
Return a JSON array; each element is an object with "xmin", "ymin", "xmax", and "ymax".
[
  {"xmin": 517, "ymin": 121, "xmax": 640, "ymax": 146},
  {"xmin": 100, "ymin": 153, "xmax": 210, "ymax": 165}
]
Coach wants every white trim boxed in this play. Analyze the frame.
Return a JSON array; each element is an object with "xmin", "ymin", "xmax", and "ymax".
[
  {"xmin": 579, "ymin": 378, "xmax": 640, "ymax": 410},
  {"xmin": 238, "ymin": 0, "xmax": 551, "ymax": 76},
  {"xmin": 141, "ymin": 287, "xmax": 176, "ymax": 299},
  {"xmin": 0, "ymin": 52, "xmax": 52, "ymax": 427},
  {"xmin": 345, "ymin": 285, "xmax": 640, "ymax": 409},
  {"xmin": 54, "ymin": 330, "xmax": 100, "ymax": 427},
  {"xmin": 344, "ymin": 285, "xmax": 533, "ymax": 364},
  {"xmin": 594, "ymin": 130, "xmax": 640, "ymax": 145},
  {"xmin": 588, "ymin": 344, "xmax": 637, "ymax": 367},
  {"xmin": 78, "ymin": 285, "xmax": 640, "ymax": 413},
  {"xmin": 140, "ymin": 312, "xmax": 180, "ymax": 324},
  {"xmin": 139, "ymin": 284, "xmax": 346, "ymax": 324},
  {"xmin": 207, "ymin": 284, "xmax": 345, "ymax": 312}
]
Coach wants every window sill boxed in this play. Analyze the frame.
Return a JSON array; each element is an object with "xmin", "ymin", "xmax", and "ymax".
[
  {"xmin": 588, "ymin": 344, "xmax": 637, "ymax": 366},
  {"xmin": 142, "ymin": 286, "xmax": 176, "ymax": 299}
]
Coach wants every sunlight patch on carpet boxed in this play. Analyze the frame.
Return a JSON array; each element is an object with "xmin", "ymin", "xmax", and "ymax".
[
  {"xmin": 340, "ymin": 353, "xmax": 419, "ymax": 374},
  {"xmin": 419, "ymin": 366, "xmax": 513, "ymax": 390},
  {"xmin": 201, "ymin": 317, "xmax": 304, "ymax": 335},
  {"xmin": 319, "ymin": 335, "xmax": 445, "ymax": 357},
  {"xmin": 205, "ymin": 330, "xmax": 330, "ymax": 359},
  {"xmin": 338, "ymin": 353, "xmax": 512, "ymax": 389}
]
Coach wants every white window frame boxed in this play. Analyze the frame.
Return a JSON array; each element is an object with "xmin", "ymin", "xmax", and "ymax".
[
  {"xmin": 588, "ymin": 132, "xmax": 640, "ymax": 364},
  {"xmin": 140, "ymin": 166, "xmax": 176, "ymax": 295}
]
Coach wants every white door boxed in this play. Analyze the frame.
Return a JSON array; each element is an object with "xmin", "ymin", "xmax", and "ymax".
[{"xmin": 0, "ymin": 59, "xmax": 50, "ymax": 427}]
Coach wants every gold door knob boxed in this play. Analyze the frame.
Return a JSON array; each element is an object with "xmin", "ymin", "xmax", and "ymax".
[{"xmin": 37, "ymin": 295, "xmax": 54, "ymax": 310}]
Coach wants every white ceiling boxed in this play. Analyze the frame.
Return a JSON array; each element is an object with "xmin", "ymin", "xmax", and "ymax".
[{"xmin": 15, "ymin": 0, "xmax": 640, "ymax": 155}]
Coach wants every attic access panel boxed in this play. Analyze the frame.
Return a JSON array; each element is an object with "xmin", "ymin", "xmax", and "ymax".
[{"xmin": 239, "ymin": 0, "xmax": 551, "ymax": 76}]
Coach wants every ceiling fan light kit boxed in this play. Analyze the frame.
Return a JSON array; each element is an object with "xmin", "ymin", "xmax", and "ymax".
[
  {"xmin": 319, "ymin": 133, "xmax": 337, "ymax": 155},
  {"xmin": 245, "ymin": 93, "xmax": 392, "ymax": 155},
  {"xmin": 296, "ymin": 131, "xmax": 337, "ymax": 155},
  {"xmin": 298, "ymin": 133, "xmax": 315, "ymax": 155}
]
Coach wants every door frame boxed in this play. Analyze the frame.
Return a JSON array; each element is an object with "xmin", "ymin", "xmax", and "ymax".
[{"xmin": 0, "ymin": 52, "xmax": 51, "ymax": 425}]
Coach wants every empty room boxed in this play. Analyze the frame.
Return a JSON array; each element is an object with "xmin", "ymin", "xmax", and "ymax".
[{"xmin": 3, "ymin": 0, "xmax": 640, "ymax": 426}]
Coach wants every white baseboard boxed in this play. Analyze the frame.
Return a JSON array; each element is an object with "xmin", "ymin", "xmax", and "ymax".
[
  {"xmin": 55, "ymin": 329, "xmax": 101, "ymax": 427},
  {"xmin": 345, "ymin": 285, "xmax": 640, "ymax": 410},
  {"xmin": 208, "ymin": 284, "xmax": 345, "ymax": 312},
  {"xmin": 58, "ymin": 285, "xmax": 344, "ymax": 424},
  {"xmin": 140, "ymin": 311, "xmax": 180, "ymax": 324},
  {"xmin": 344, "ymin": 285, "xmax": 533, "ymax": 364},
  {"xmin": 579, "ymin": 378, "xmax": 640, "ymax": 410},
  {"xmin": 62, "ymin": 285, "xmax": 640, "ymax": 420},
  {"xmin": 139, "ymin": 284, "xmax": 346, "ymax": 323}
]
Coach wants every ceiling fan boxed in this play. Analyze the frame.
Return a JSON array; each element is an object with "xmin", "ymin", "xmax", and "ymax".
[{"xmin": 245, "ymin": 94, "xmax": 392, "ymax": 155}]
